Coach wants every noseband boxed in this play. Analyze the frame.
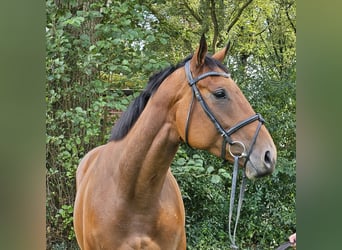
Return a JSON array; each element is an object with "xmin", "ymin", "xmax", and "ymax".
[{"xmin": 184, "ymin": 60, "xmax": 265, "ymax": 249}]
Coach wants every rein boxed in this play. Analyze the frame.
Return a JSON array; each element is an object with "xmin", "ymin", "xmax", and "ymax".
[
  {"xmin": 184, "ymin": 60, "xmax": 265, "ymax": 249},
  {"xmin": 276, "ymin": 241, "xmax": 294, "ymax": 250}
]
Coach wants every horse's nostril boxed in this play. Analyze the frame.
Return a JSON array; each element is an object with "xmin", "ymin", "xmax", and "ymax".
[{"xmin": 264, "ymin": 150, "xmax": 271, "ymax": 165}]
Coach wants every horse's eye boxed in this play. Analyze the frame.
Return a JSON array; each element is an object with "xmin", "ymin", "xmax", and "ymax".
[{"xmin": 213, "ymin": 88, "xmax": 227, "ymax": 99}]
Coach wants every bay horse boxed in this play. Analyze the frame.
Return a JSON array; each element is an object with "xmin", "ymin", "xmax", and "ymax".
[{"xmin": 74, "ymin": 35, "xmax": 277, "ymax": 249}]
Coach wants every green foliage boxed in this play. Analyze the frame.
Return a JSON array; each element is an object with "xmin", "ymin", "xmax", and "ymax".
[
  {"xmin": 56, "ymin": 205, "xmax": 74, "ymax": 240},
  {"xmin": 171, "ymin": 144, "xmax": 295, "ymax": 249},
  {"xmin": 46, "ymin": 0, "xmax": 295, "ymax": 249}
]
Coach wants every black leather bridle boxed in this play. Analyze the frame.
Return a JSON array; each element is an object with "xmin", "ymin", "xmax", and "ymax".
[
  {"xmin": 184, "ymin": 60, "xmax": 265, "ymax": 162},
  {"xmin": 183, "ymin": 60, "xmax": 266, "ymax": 249}
]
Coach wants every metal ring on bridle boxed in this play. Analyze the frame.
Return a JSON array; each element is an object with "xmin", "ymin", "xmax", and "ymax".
[{"xmin": 228, "ymin": 141, "xmax": 247, "ymax": 158}]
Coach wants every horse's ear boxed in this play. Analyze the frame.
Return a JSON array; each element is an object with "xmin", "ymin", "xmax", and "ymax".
[
  {"xmin": 191, "ymin": 34, "xmax": 208, "ymax": 68},
  {"xmin": 212, "ymin": 41, "xmax": 231, "ymax": 62}
]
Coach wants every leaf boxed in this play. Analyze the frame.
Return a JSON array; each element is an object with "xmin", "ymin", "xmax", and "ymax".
[
  {"xmin": 75, "ymin": 137, "xmax": 81, "ymax": 145},
  {"xmin": 193, "ymin": 154, "xmax": 201, "ymax": 159},
  {"xmin": 218, "ymin": 168, "xmax": 231, "ymax": 179},
  {"xmin": 75, "ymin": 107, "xmax": 83, "ymax": 113},
  {"xmin": 211, "ymin": 175, "xmax": 222, "ymax": 184},
  {"xmin": 187, "ymin": 159, "xmax": 195, "ymax": 166},
  {"xmin": 207, "ymin": 166, "xmax": 215, "ymax": 174},
  {"xmin": 63, "ymin": 16, "xmax": 85, "ymax": 27},
  {"xmin": 146, "ymin": 35, "xmax": 156, "ymax": 42},
  {"xmin": 122, "ymin": 19, "xmax": 131, "ymax": 26},
  {"xmin": 176, "ymin": 158, "xmax": 186, "ymax": 166},
  {"xmin": 159, "ymin": 38, "xmax": 168, "ymax": 45},
  {"xmin": 149, "ymin": 59, "xmax": 157, "ymax": 64}
]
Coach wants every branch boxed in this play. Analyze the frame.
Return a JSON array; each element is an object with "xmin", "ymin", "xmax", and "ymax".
[
  {"xmin": 254, "ymin": 27, "xmax": 267, "ymax": 37},
  {"xmin": 226, "ymin": 0, "xmax": 254, "ymax": 34},
  {"xmin": 183, "ymin": 0, "xmax": 202, "ymax": 25},
  {"xmin": 285, "ymin": 2, "xmax": 296, "ymax": 34},
  {"xmin": 210, "ymin": 0, "xmax": 219, "ymax": 53}
]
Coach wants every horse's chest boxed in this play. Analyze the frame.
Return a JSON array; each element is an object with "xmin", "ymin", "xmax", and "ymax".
[
  {"xmin": 98, "ymin": 205, "xmax": 183, "ymax": 249},
  {"xmin": 117, "ymin": 236, "xmax": 161, "ymax": 250}
]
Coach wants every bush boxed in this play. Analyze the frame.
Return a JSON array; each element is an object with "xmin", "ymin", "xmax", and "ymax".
[
  {"xmin": 172, "ymin": 145, "xmax": 295, "ymax": 249},
  {"xmin": 46, "ymin": 1, "xmax": 295, "ymax": 248}
]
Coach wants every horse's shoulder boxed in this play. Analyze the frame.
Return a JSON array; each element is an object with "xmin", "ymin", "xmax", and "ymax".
[{"xmin": 76, "ymin": 144, "xmax": 107, "ymax": 189}]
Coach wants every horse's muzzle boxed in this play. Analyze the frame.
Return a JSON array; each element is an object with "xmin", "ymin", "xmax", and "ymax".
[{"xmin": 245, "ymin": 147, "xmax": 276, "ymax": 179}]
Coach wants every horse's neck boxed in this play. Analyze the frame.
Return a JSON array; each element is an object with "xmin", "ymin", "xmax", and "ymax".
[{"xmin": 115, "ymin": 93, "xmax": 180, "ymax": 206}]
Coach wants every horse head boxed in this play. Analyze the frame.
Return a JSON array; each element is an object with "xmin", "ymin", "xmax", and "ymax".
[{"xmin": 175, "ymin": 35, "xmax": 277, "ymax": 179}]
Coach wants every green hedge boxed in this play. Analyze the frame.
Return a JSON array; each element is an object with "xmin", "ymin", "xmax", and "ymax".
[{"xmin": 46, "ymin": 0, "xmax": 295, "ymax": 249}]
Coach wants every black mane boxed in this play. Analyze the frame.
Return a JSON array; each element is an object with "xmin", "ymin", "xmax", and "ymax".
[{"xmin": 109, "ymin": 55, "xmax": 228, "ymax": 141}]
